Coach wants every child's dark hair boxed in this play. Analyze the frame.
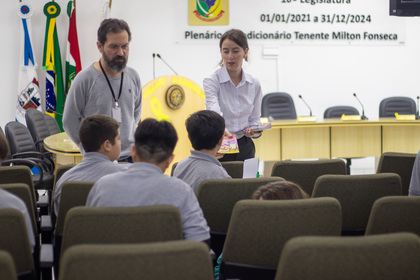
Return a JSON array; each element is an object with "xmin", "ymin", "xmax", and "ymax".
[
  {"xmin": 134, "ymin": 118, "xmax": 178, "ymax": 163},
  {"xmin": 186, "ymin": 110, "xmax": 225, "ymax": 150}
]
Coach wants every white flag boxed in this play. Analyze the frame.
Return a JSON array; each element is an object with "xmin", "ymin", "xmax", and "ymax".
[{"xmin": 16, "ymin": 2, "xmax": 42, "ymax": 124}]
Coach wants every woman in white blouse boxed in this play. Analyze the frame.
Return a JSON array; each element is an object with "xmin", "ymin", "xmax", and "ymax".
[{"xmin": 203, "ymin": 29, "xmax": 263, "ymax": 161}]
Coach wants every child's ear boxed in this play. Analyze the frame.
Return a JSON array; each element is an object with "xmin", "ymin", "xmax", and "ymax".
[{"xmin": 102, "ymin": 140, "xmax": 111, "ymax": 152}]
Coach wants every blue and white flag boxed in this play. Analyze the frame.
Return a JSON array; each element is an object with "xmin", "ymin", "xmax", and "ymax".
[{"xmin": 16, "ymin": 2, "xmax": 42, "ymax": 123}]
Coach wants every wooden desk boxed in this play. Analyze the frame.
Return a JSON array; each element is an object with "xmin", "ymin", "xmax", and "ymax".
[
  {"xmin": 44, "ymin": 132, "xmax": 83, "ymax": 168},
  {"xmin": 254, "ymin": 118, "xmax": 420, "ymax": 161}
]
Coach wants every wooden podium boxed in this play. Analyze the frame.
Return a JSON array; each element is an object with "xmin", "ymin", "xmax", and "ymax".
[{"xmin": 141, "ymin": 75, "xmax": 205, "ymax": 173}]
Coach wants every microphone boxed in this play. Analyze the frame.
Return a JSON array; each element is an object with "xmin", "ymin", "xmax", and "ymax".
[
  {"xmin": 416, "ymin": 96, "xmax": 419, "ymax": 120},
  {"xmin": 353, "ymin": 93, "xmax": 368, "ymax": 120},
  {"xmin": 298, "ymin": 95, "xmax": 312, "ymax": 116},
  {"xmin": 152, "ymin": 53, "xmax": 156, "ymax": 79},
  {"xmin": 156, "ymin": 53, "xmax": 178, "ymax": 76},
  {"xmin": 46, "ymin": 109, "xmax": 63, "ymax": 116}
]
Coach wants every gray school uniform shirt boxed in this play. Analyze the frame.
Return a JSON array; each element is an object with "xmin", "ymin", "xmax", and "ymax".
[
  {"xmin": 86, "ymin": 162, "xmax": 210, "ymax": 241},
  {"xmin": 0, "ymin": 188, "xmax": 35, "ymax": 251},
  {"xmin": 63, "ymin": 63, "xmax": 142, "ymax": 157},
  {"xmin": 54, "ymin": 152, "xmax": 128, "ymax": 215},
  {"xmin": 174, "ymin": 150, "xmax": 231, "ymax": 193}
]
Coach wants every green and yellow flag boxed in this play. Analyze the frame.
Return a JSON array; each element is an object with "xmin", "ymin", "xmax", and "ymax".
[{"xmin": 42, "ymin": 1, "xmax": 65, "ymax": 131}]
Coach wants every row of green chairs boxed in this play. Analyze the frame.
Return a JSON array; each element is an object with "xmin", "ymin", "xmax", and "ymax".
[
  {"xmin": 218, "ymin": 196, "xmax": 420, "ymax": 280},
  {"xmin": 269, "ymin": 152, "xmax": 416, "ymax": 196},
  {"xmin": 197, "ymin": 172, "xmax": 402, "ymax": 257},
  {"xmin": 0, "ymin": 182, "xmax": 418, "ymax": 280},
  {"xmin": 276, "ymin": 232, "xmax": 420, "ymax": 280},
  {"xmin": 16, "ymin": 232, "xmax": 416, "ymax": 280},
  {"xmin": 192, "ymin": 151, "xmax": 416, "ymax": 197}
]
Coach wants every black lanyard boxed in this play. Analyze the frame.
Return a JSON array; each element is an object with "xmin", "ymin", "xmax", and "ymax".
[{"xmin": 99, "ymin": 59, "xmax": 124, "ymax": 107}]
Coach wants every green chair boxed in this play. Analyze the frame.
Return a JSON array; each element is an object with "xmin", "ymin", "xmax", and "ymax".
[
  {"xmin": 376, "ymin": 152, "xmax": 416, "ymax": 195},
  {"xmin": 0, "ymin": 251, "xmax": 17, "ymax": 280},
  {"xmin": 221, "ymin": 161, "xmax": 244, "ymax": 178},
  {"xmin": 0, "ymin": 209, "xmax": 36, "ymax": 280},
  {"xmin": 219, "ymin": 198, "xmax": 342, "ymax": 280},
  {"xmin": 53, "ymin": 181, "xmax": 95, "ymax": 279},
  {"xmin": 59, "ymin": 241, "xmax": 213, "ymax": 280},
  {"xmin": 312, "ymin": 173, "xmax": 402, "ymax": 235},
  {"xmin": 275, "ymin": 233, "xmax": 420, "ymax": 280},
  {"xmin": 0, "ymin": 166, "xmax": 44, "ymax": 216},
  {"xmin": 366, "ymin": 196, "xmax": 420, "ymax": 236},
  {"xmin": 61, "ymin": 205, "xmax": 183, "ymax": 255},
  {"xmin": 270, "ymin": 159, "xmax": 346, "ymax": 196},
  {"xmin": 196, "ymin": 177, "xmax": 284, "ymax": 257},
  {"xmin": 58, "ymin": 205, "xmax": 183, "ymax": 277},
  {"xmin": 51, "ymin": 164, "xmax": 75, "ymax": 218},
  {"xmin": 0, "ymin": 183, "xmax": 37, "ymax": 237},
  {"xmin": 54, "ymin": 181, "xmax": 95, "ymax": 235}
]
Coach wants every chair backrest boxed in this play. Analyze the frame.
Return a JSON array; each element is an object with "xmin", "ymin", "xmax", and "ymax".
[
  {"xmin": 197, "ymin": 177, "xmax": 285, "ymax": 234},
  {"xmin": 5, "ymin": 121, "xmax": 37, "ymax": 155},
  {"xmin": 59, "ymin": 241, "xmax": 214, "ymax": 280},
  {"xmin": 275, "ymin": 233, "xmax": 420, "ymax": 280},
  {"xmin": 324, "ymin": 106, "xmax": 359, "ymax": 119},
  {"xmin": 54, "ymin": 164, "xmax": 75, "ymax": 181},
  {"xmin": 376, "ymin": 152, "xmax": 416, "ymax": 195},
  {"xmin": 379, "ymin": 96, "xmax": 416, "ymax": 117},
  {"xmin": 220, "ymin": 198, "xmax": 342, "ymax": 280},
  {"xmin": 61, "ymin": 205, "xmax": 183, "ymax": 257},
  {"xmin": 0, "ymin": 166, "xmax": 37, "ymax": 218},
  {"xmin": 365, "ymin": 196, "xmax": 420, "ymax": 236},
  {"xmin": 221, "ymin": 161, "xmax": 244, "ymax": 178},
  {"xmin": 52, "ymin": 164, "xmax": 75, "ymax": 207},
  {"xmin": 0, "ymin": 209, "xmax": 35, "ymax": 278},
  {"xmin": 25, "ymin": 108, "xmax": 50, "ymax": 152},
  {"xmin": 55, "ymin": 181, "xmax": 95, "ymax": 234},
  {"xmin": 197, "ymin": 177, "xmax": 284, "ymax": 257},
  {"xmin": 271, "ymin": 159, "xmax": 346, "ymax": 196},
  {"xmin": 0, "ymin": 251, "xmax": 17, "ymax": 280},
  {"xmin": 312, "ymin": 173, "xmax": 402, "ymax": 234},
  {"xmin": 0, "ymin": 183, "xmax": 37, "ymax": 235},
  {"xmin": 261, "ymin": 93, "xmax": 297, "ymax": 120},
  {"xmin": 44, "ymin": 114, "xmax": 61, "ymax": 135}
]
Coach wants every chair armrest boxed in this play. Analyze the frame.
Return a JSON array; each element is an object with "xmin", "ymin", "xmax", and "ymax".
[
  {"xmin": 12, "ymin": 152, "xmax": 55, "ymax": 173},
  {"xmin": 40, "ymin": 215, "xmax": 53, "ymax": 244},
  {"xmin": 40, "ymin": 244, "xmax": 54, "ymax": 280},
  {"xmin": 41, "ymin": 215, "xmax": 53, "ymax": 232},
  {"xmin": 1, "ymin": 158, "xmax": 41, "ymax": 169},
  {"xmin": 12, "ymin": 151, "xmax": 45, "ymax": 159},
  {"xmin": 38, "ymin": 195, "xmax": 49, "ymax": 209},
  {"xmin": 40, "ymin": 244, "xmax": 54, "ymax": 268}
]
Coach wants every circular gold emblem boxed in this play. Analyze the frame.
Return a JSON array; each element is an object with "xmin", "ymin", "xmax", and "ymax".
[{"xmin": 166, "ymin": 85, "xmax": 185, "ymax": 110}]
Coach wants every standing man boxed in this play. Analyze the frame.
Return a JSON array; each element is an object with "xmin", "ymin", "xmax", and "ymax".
[{"xmin": 63, "ymin": 18, "xmax": 142, "ymax": 161}]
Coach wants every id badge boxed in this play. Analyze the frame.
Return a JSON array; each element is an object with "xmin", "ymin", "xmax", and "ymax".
[{"xmin": 112, "ymin": 106, "xmax": 122, "ymax": 123}]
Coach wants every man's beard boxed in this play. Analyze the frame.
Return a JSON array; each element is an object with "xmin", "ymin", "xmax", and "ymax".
[{"xmin": 103, "ymin": 53, "xmax": 128, "ymax": 73}]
